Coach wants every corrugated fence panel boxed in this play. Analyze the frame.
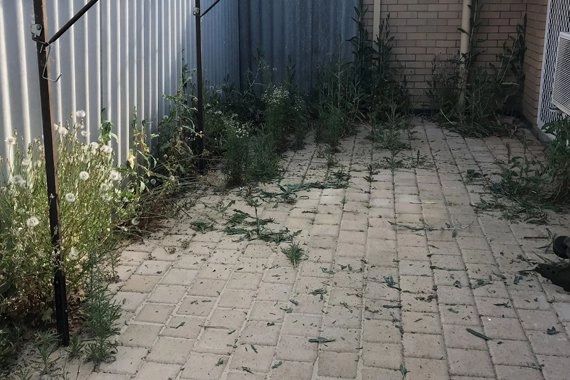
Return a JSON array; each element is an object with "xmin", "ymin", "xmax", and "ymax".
[
  {"xmin": 0, "ymin": 0, "xmax": 239, "ymax": 165},
  {"xmin": 239, "ymin": 0, "xmax": 358, "ymax": 91}
]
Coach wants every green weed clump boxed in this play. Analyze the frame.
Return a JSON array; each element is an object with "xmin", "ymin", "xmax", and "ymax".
[
  {"xmin": 264, "ymin": 84, "xmax": 307, "ymax": 150},
  {"xmin": 282, "ymin": 242, "xmax": 306, "ymax": 267},
  {"xmin": 314, "ymin": 2, "xmax": 409, "ymax": 151},
  {"xmin": 0, "ymin": 119, "xmax": 137, "ymax": 321},
  {"xmin": 83, "ymin": 271, "xmax": 121, "ymax": 367},
  {"xmin": 427, "ymin": 0, "xmax": 527, "ymax": 137},
  {"xmin": 477, "ymin": 117, "xmax": 570, "ymax": 223}
]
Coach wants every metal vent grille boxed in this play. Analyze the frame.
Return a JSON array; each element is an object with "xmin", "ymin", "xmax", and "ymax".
[
  {"xmin": 538, "ymin": 0, "xmax": 570, "ymax": 127},
  {"xmin": 552, "ymin": 33, "xmax": 570, "ymax": 116}
]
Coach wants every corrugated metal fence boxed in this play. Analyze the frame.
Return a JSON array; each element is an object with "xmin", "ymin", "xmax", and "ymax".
[
  {"xmin": 0, "ymin": 0, "xmax": 356, "ymax": 164},
  {"xmin": 238, "ymin": 0, "xmax": 358, "ymax": 91},
  {"xmin": 0, "ymin": 0, "xmax": 239, "ymax": 164}
]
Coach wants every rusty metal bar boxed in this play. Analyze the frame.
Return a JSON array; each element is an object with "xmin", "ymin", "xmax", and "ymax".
[
  {"xmin": 46, "ymin": 0, "xmax": 100, "ymax": 46},
  {"xmin": 194, "ymin": 0, "xmax": 206, "ymax": 174},
  {"xmin": 32, "ymin": 0, "xmax": 69, "ymax": 346},
  {"xmin": 201, "ymin": 0, "xmax": 222, "ymax": 19}
]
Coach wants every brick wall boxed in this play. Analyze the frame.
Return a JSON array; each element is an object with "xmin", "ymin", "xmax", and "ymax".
[
  {"xmin": 522, "ymin": 0, "xmax": 548, "ymax": 126},
  {"xmin": 362, "ymin": 0, "xmax": 547, "ymax": 127}
]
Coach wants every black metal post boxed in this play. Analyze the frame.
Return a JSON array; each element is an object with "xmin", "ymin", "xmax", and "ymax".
[
  {"xmin": 32, "ymin": 0, "xmax": 69, "ymax": 346},
  {"xmin": 194, "ymin": 0, "xmax": 206, "ymax": 174}
]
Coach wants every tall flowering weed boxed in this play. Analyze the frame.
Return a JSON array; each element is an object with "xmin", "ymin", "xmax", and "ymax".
[{"xmin": 0, "ymin": 118, "xmax": 137, "ymax": 319}]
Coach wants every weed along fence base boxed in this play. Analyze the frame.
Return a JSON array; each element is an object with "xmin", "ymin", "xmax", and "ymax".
[{"xmin": 1, "ymin": 0, "xmax": 569, "ymax": 378}]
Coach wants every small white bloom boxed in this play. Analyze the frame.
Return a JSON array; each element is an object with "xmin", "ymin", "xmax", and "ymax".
[
  {"xmin": 76, "ymin": 110, "xmax": 86, "ymax": 119},
  {"xmin": 11, "ymin": 175, "xmax": 26, "ymax": 187},
  {"xmin": 79, "ymin": 171, "xmax": 90, "ymax": 181},
  {"xmin": 150, "ymin": 178, "xmax": 157, "ymax": 186},
  {"xmin": 26, "ymin": 216, "xmax": 40, "ymax": 228},
  {"xmin": 65, "ymin": 193, "xmax": 76, "ymax": 203},
  {"xmin": 90, "ymin": 142, "xmax": 100, "ymax": 152},
  {"xmin": 100, "ymin": 183, "xmax": 111, "ymax": 192},
  {"xmin": 21, "ymin": 158, "xmax": 31, "ymax": 167},
  {"xmin": 109, "ymin": 170, "xmax": 121, "ymax": 182},
  {"xmin": 101, "ymin": 145, "xmax": 113, "ymax": 155},
  {"xmin": 80, "ymin": 130, "xmax": 88, "ymax": 137},
  {"xmin": 69, "ymin": 247, "xmax": 79, "ymax": 260},
  {"xmin": 58, "ymin": 126, "xmax": 69, "ymax": 136},
  {"xmin": 5, "ymin": 136, "xmax": 16, "ymax": 145}
]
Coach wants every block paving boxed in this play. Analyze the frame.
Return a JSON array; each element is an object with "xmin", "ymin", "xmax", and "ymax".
[{"xmin": 65, "ymin": 119, "xmax": 570, "ymax": 379}]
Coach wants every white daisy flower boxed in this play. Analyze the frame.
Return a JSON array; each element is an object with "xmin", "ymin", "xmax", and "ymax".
[
  {"xmin": 69, "ymin": 247, "xmax": 79, "ymax": 260},
  {"xmin": 11, "ymin": 175, "xmax": 26, "ymax": 187},
  {"xmin": 75, "ymin": 110, "xmax": 86, "ymax": 119},
  {"xmin": 101, "ymin": 145, "xmax": 113, "ymax": 155},
  {"xmin": 58, "ymin": 126, "xmax": 69, "ymax": 136},
  {"xmin": 65, "ymin": 193, "xmax": 76, "ymax": 203},
  {"xmin": 26, "ymin": 216, "xmax": 40, "ymax": 228},
  {"xmin": 109, "ymin": 170, "xmax": 121, "ymax": 182},
  {"xmin": 79, "ymin": 171, "xmax": 90, "ymax": 181}
]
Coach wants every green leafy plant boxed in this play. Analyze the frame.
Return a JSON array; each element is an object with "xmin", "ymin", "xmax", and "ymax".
[
  {"xmin": 371, "ymin": 105, "xmax": 411, "ymax": 152},
  {"xmin": 0, "ymin": 324, "xmax": 22, "ymax": 373},
  {"xmin": 427, "ymin": 0, "xmax": 527, "ymax": 136},
  {"xmin": 0, "ymin": 118, "xmax": 137, "ymax": 321},
  {"xmin": 83, "ymin": 271, "xmax": 121, "ymax": 367},
  {"xmin": 282, "ymin": 242, "xmax": 306, "ymax": 267},
  {"xmin": 245, "ymin": 131, "xmax": 280, "ymax": 184},
  {"xmin": 264, "ymin": 84, "xmax": 306, "ymax": 150},
  {"xmin": 477, "ymin": 118, "xmax": 569, "ymax": 223},
  {"xmin": 222, "ymin": 116, "xmax": 251, "ymax": 186},
  {"xmin": 33, "ymin": 330, "xmax": 59, "ymax": 376}
]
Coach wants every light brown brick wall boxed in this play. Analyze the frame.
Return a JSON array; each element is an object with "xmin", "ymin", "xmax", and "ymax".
[
  {"xmin": 363, "ymin": 0, "xmax": 547, "ymax": 127},
  {"xmin": 522, "ymin": 0, "xmax": 548, "ymax": 126}
]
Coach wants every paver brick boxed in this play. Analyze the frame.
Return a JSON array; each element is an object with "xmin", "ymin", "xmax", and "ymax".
[
  {"xmin": 403, "ymin": 333, "xmax": 445, "ymax": 359},
  {"xmin": 229, "ymin": 344, "xmax": 275, "ymax": 372},
  {"xmin": 269, "ymin": 360, "xmax": 314, "ymax": 380},
  {"xmin": 148, "ymin": 284, "xmax": 187, "ymax": 304},
  {"xmin": 162, "ymin": 316, "xmax": 204, "ymax": 339},
  {"xmin": 276, "ymin": 335, "xmax": 318, "ymax": 362},
  {"xmin": 317, "ymin": 351, "xmax": 359, "ymax": 378},
  {"xmin": 136, "ymin": 361, "xmax": 180, "ymax": 379},
  {"xmin": 404, "ymin": 358, "xmax": 449, "ymax": 380},
  {"xmin": 180, "ymin": 352, "xmax": 228, "ymax": 379},
  {"xmin": 282, "ymin": 313, "xmax": 321, "ymax": 337},
  {"xmin": 119, "ymin": 323, "xmax": 161, "ymax": 347},
  {"xmin": 177, "ymin": 296, "xmax": 216, "ymax": 317},
  {"xmin": 447, "ymin": 348, "xmax": 495, "ymax": 377},
  {"xmin": 362, "ymin": 342, "xmax": 402, "ymax": 369},
  {"xmin": 98, "ymin": 346, "xmax": 147, "ymax": 374},
  {"xmin": 147, "ymin": 337, "xmax": 193, "ymax": 364},
  {"xmin": 122, "ymin": 274, "xmax": 161, "ymax": 293},
  {"xmin": 488, "ymin": 340, "xmax": 537, "ymax": 366},
  {"xmin": 188, "ymin": 278, "xmax": 226, "ymax": 297},
  {"xmin": 135, "ymin": 303, "xmax": 174, "ymax": 324}
]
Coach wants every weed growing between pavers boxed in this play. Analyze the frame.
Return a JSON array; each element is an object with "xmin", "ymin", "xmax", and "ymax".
[
  {"xmin": 474, "ymin": 119, "xmax": 570, "ymax": 224},
  {"xmin": 281, "ymin": 242, "xmax": 306, "ymax": 267},
  {"xmin": 427, "ymin": 0, "xmax": 527, "ymax": 137},
  {"xmin": 313, "ymin": 2, "xmax": 409, "ymax": 153}
]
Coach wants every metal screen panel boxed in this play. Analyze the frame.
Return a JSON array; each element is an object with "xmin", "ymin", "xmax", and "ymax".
[{"xmin": 538, "ymin": 0, "xmax": 570, "ymax": 127}]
